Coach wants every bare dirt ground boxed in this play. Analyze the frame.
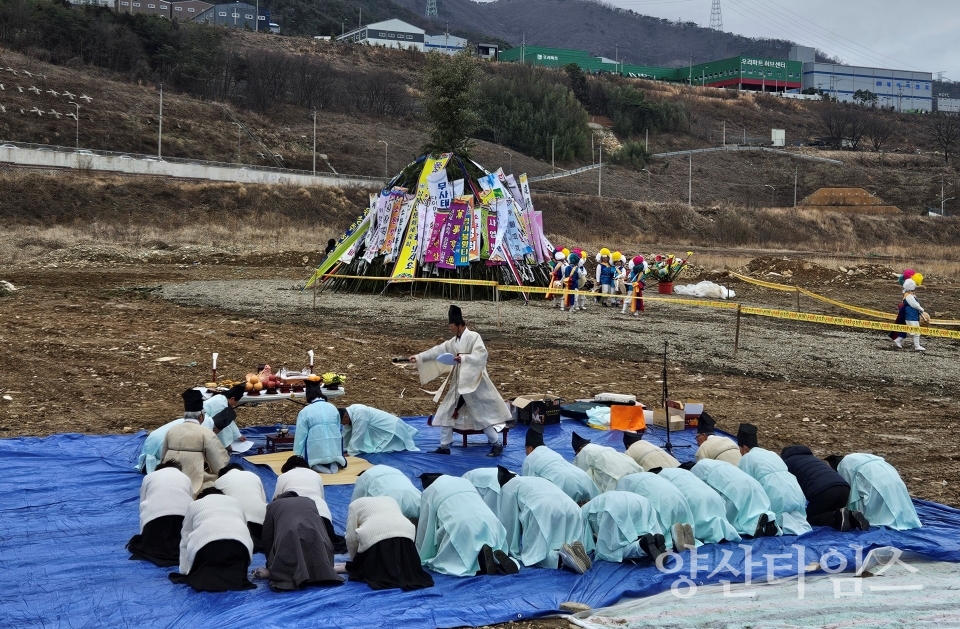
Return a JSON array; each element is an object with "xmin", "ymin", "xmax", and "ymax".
[{"xmin": 3, "ymin": 251, "xmax": 959, "ymax": 510}]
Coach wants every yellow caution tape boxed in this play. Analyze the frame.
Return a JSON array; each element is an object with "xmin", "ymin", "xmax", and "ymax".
[
  {"xmin": 318, "ymin": 274, "xmax": 498, "ymax": 287},
  {"xmin": 730, "ymin": 272, "xmax": 798, "ymax": 292},
  {"xmin": 740, "ymin": 306, "xmax": 960, "ymax": 339},
  {"xmin": 732, "ymin": 272, "xmax": 959, "ymax": 326},
  {"xmin": 495, "ymin": 284, "xmax": 739, "ymax": 309}
]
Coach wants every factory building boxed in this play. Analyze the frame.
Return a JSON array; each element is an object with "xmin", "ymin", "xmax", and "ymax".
[{"xmin": 337, "ymin": 19, "xmax": 426, "ymax": 51}]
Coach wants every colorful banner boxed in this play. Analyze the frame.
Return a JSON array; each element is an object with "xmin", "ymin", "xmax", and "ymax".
[
  {"xmin": 451, "ymin": 197, "xmax": 474, "ymax": 267},
  {"xmin": 439, "ymin": 200, "xmax": 469, "ymax": 270},
  {"xmin": 364, "ymin": 189, "xmax": 397, "ymax": 263},
  {"xmin": 469, "ymin": 205, "xmax": 482, "ymax": 261},
  {"xmin": 379, "ymin": 191, "xmax": 407, "ymax": 256},
  {"xmin": 424, "ymin": 211, "xmax": 448, "ymax": 264},
  {"xmin": 387, "ymin": 196, "xmax": 415, "ymax": 263},
  {"xmin": 480, "ymin": 206, "xmax": 492, "ymax": 260},
  {"xmin": 391, "ymin": 202, "xmax": 419, "ymax": 280}
]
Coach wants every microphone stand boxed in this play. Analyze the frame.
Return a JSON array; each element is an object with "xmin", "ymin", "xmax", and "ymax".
[{"xmin": 660, "ymin": 341, "xmax": 689, "ymax": 454}]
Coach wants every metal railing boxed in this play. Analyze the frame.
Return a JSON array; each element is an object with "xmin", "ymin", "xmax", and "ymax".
[
  {"xmin": 650, "ymin": 145, "xmax": 844, "ymax": 165},
  {"xmin": 528, "ymin": 163, "xmax": 602, "ymax": 182}
]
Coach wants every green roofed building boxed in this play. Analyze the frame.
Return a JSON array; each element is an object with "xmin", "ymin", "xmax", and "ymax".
[{"xmin": 500, "ymin": 46, "xmax": 802, "ymax": 93}]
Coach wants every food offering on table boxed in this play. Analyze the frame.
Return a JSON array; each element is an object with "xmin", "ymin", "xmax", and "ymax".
[{"xmin": 321, "ymin": 372, "xmax": 346, "ymax": 390}]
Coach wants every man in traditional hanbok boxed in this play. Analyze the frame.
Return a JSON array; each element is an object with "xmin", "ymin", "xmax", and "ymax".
[
  {"xmin": 692, "ymin": 459, "xmax": 780, "ymax": 538},
  {"xmin": 736, "ymin": 424, "xmax": 813, "ymax": 536},
  {"xmin": 830, "ymin": 453, "xmax": 921, "ymax": 531},
  {"xmin": 781, "ymin": 445, "xmax": 869, "ymax": 531},
  {"xmin": 616, "ymin": 472, "xmax": 696, "ymax": 551},
  {"xmin": 203, "ymin": 384, "xmax": 246, "ymax": 450},
  {"xmin": 351, "ymin": 464, "xmax": 422, "ymax": 522},
  {"xmin": 137, "ymin": 391, "xmax": 228, "ymax": 474},
  {"xmin": 410, "ymin": 305, "xmax": 510, "ymax": 456},
  {"xmin": 622, "ymin": 431, "xmax": 680, "ymax": 471},
  {"xmin": 339, "ymin": 404, "xmax": 419, "ymax": 456},
  {"xmin": 293, "ymin": 382, "xmax": 346, "ymax": 474},
  {"xmin": 694, "ymin": 413, "xmax": 742, "ymax": 466},
  {"xmin": 657, "ymin": 467, "xmax": 741, "ymax": 544},
  {"xmin": 159, "ymin": 389, "xmax": 231, "ymax": 496},
  {"xmin": 496, "ymin": 466, "xmax": 587, "ymax": 571},
  {"xmin": 522, "ymin": 430, "xmax": 599, "ymax": 505},
  {"xmin": 572, "ymin": 432, "xmax": 642, "ymax": 493},
  {"xmin": 415, "ymin": 474, "xmax": 517, "ymax": 576},
  {"xmin": 581, "ymin": 491, "xmax": 667, "ymax": 563}
]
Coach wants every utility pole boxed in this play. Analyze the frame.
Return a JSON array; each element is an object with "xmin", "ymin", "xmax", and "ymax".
[
  {"xmin": 591, "ymin": 133, "xmax": 595, "ymax": 164},
  {"xmin": 74, "ymin": 103, "xmax": 79, "ymax": 149},
  {"xmin": 358, "ymin": 8, "xmax": 361, "ymax": 27},
  {"xmin": 598, "ymin": 145, "xmax": 602, "ymax": 197},
  {"xmin": 312, "ymin": 109, "xmax": 317, "ymax": 176},
  {"xmin": 645, "ymin": 128, "xmax": 649, "ymax": 153},
  {"xmin": 688, "ymin": 153, "xmax": 692, "ymax": 208},
  {"xmin": 689, "ymin": 54, "xmax": 693, "ymax": 87},
  {"xmin": 157, "ymin": 83, "xmax": 163, "ymax": 159},
  {"xmin": 378, "ymin": 140, "xmax": 388, "ymax": 178},
  {"xmin": 742, "ymin": 127, "xmax": 746, "ymax": 145},
  {"xmin": 341, "ymin": 20, "xmax": 345, "ymax": 36},
  {"xmin": 794, "ymin": 166, "xmax": 798, "ymax": 207},
  {"xmin": 551, "ymin": 137, "xmax": 555, "ymax": 173},
  {"xmin": 235, "ymin": 122, "xmax": 242, "ymax": 162},
  {"xmin": 722, "ymin": 121, "xmax": 726, "ymax": 147}
]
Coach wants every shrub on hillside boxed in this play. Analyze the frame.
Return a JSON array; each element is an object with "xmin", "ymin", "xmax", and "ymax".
[
  {"xmin": 609, "ymin": 141, "xmax": 648, "ymax": 170},
  {"xmin": 475, "ymin": 65, "xmax": 589, "ymax": 161}
]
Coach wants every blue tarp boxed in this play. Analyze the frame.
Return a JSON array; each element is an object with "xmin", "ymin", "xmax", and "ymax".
[{"xmin": 2, "ymin": 418, "xmax": 959, "ymax": 629}]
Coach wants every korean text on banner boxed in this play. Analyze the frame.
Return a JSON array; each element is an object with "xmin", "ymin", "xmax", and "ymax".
[
  {"xmin": 424, "ymin": 211, "xmax": 449, "ymax": 264},
  {"xmin": 379, "ymin": 191, "xmax": 407, "ymax": 256},
  {"xmin": 364, "ymin": 190, "xmax": 395, "ymax": 264},
  {"xmin": 439, "ymin": 201, "xmax": 469, "ymax": 270},
  {"xmin": 391, "ymin": 202, "xmax": 420, "ymax": 280}
]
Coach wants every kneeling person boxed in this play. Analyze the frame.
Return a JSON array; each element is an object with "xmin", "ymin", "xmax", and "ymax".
[
  {"xmin": 340, "ymin": 404, "xmax": 419, "ymax": 456},
  {"xmin": 522, "ymin": 429, "xmax": 599, "ymax": 505},
  {"xmin": 737, "ymin": 424, "xmax": 812, "ymax": 536},
  {"xmin": 127, "ymin": 461, "xmax": 193, "ymax": 567},
  {"xmin": 214, "ymin": 463, "xmax": 267, "ymax": 553},
  {"xmin": 274, "ymin": 456, "xmax": 346, "ymax": 553},
  {"xmin": 496, "ymin": 466, "xmax": 588, "ymax": 571},
  {"xmin": 351, "ymin": 464, "xmax": 422, "ymax": 522},
  {"xmin": 572, "ymin": 432, "xmax": 642, "ymax": 493},
  {"xmin": 692, "ymin": 459, "xmax": 780, "ymax": 538},
  {"xmin": 346, "ymin": 496, "xmax": 434, "ymax": 591},
  {"xmin": 581, "ymin": 491, "xmax": 667, "ymax": 563},
  {"xmin": 830, "ymin": 453, "xmax": 920, "ymax": 531}
]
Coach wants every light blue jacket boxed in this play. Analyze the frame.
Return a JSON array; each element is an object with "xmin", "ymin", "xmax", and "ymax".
[
  {"xmin": 350, "ymin": 464, "xmax": 422, "ymax": 521},
  {"xmin": 658, "ymin": 468, "xmax": 742, "ymax": 544},
  {"xmin": 739, "ymin": 447, "xmax": 813, "ymax": 535},
  {"xmin": 293, "ymin": 399, "xmax": 346, "ymax": 469},
  {"xmin": 342, "ymin": 404, "xmax": 419, "ymax": 456},
  {"xmin": 499, "ymin": 476, "xmax": 585, "ymax": 569},
  {"xmin": 522, "ymin": 446, "xmax": 599, "ymax": 505},
  {"xmin": 203, "ymin": 394, "xmax": 241, "ymax": 449},
  {"xmin": 838, "ymin": 453, "xmax": 921, "ymax": 530},
  {"xmin": 462, "ymin": 468, "xmax": 501, "ymax": 513},
  {"xmin": 616, "ymin": 472, "xmax": 698, "ymax": 549},
  {"xmin": 581, "ymin": 491, "xmax": 662, "ymax": 563},
  {"xmin": 416, "ymin": 476, "xmax": 509, "ymax": 577},
  {"xmin": 692, "ymin": 459, "xmax": 779, "ymax": 537}
]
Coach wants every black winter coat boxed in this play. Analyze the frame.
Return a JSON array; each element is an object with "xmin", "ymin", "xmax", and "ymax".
[{"xmin": 780, "ymin": 445, "xmax": 850, "ymax": 499}]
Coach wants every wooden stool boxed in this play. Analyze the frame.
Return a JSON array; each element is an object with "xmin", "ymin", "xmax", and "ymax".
[{"xmin": 452, "ymin": 427, "xmax": 509, "ymax": 448}]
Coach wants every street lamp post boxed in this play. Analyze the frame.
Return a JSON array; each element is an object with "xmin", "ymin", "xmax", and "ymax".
[
  {"xmin": 74, "ymin": 103, "xmax": 79, "ymax": 148},
  {"xmin": 943, "ymin": 197, "xmax": 955, "ymax": 216},
  {"xmin": 157, "ymin": 83, "xmax": 163, "ymax": 159},
  {"xmin": 688, "ymin": 153, "xmax": 692, "ymax": 208},
  {"xmin": 378, "ymin": 140, "xmax": 388, "ymax": 178},
  {"xmin": 764, "ymin": 184, "xmax": 776, "ymax": 206},
  {"xmin": 312, "ymin": 109, "xmax": 317, "ymax": 176},
  {"xmin": 640, "ymin": 167, "xmax": 651, "ymax": 190}
]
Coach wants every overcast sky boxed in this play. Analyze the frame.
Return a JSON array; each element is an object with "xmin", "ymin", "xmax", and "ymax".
[{"xmin": 595, "ymin": 0, "xmax": 959, "ymax": 80}]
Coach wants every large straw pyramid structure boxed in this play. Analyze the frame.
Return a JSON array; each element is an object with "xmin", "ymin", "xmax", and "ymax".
[{"xmin": 306, "ymin": 153, "xmax": 556, "ymax": 300}]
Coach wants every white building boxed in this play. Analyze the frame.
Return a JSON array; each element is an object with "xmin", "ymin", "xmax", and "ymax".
[
  {"xmin": 802, "ymin": 62, "xmax": 933, "ymax": 112},
  {"xmin": 337, "ymin": 19, "xmax": 425, "ymax": 51},
  {"xmin": 935, "ymin": 97, "xmax": 960, "ymax": 114},
  {"xmin": 425, "ymin": 34, "xmax": 467, "ymax": 55}
]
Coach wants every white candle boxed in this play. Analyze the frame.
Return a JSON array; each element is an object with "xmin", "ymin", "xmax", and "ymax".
[
  {"xmin": 308, "ymin": 350, "xmax": 314, "ymax": 366},
  {"xmin": 212, "ymin": 352, "xmax": 218, "ymax": 370}
]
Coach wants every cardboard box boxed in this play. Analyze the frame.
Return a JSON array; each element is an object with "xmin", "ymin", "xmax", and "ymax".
[
  {"xmin": 512, "ymin": 394, "xmax": 563, "ymax": 425},
  {"xmin": 653, "ymin": 408, "xmax": 685, "ymax": 432},
  {"xmin": 667, "ymin": 399, "xmax": 704, "ymax": 427}
]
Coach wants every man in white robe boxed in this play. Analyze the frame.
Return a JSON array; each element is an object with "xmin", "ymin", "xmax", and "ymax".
[
  {"xmin": 203, "ymin": 385, "xmax": 246, "ymax": 450},
  {"xmin": 409, "ymin": 305, "xmax": 510, "ymax": 456},
  {"xmin": 694, "ymin": 412, "xmax": 742, "ymax": 466},
  {"xmin": 572, "ymin": 432, "xmax": 642, "ymax": 493},
  {"xmin": 339, "ymin": 404, "xmax": 419, "ymax": 456}
]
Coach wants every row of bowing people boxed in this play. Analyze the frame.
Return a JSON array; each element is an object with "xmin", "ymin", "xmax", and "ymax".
[{"xmin": 129, "ymin": 419, "xmax": 920, "ymax": 592}]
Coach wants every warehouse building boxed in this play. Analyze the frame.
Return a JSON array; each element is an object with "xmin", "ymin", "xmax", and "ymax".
[
  {"xmin": 337, "ymin": 19, "xmax": 426, "ymax": 51},
  {"xmin": 193, "ymin": 2, "xmax": 269, "ymax": 30},
  {"xmin": 425, "ymin": 34, "xmax": 468, "ymax": 55},
  {"xmin": 801, "ymin": 63, "xmax": 933, "ymax": 112}
]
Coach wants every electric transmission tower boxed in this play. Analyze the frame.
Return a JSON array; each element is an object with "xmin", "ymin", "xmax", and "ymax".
[
  {"xmin": 426, "ymin": 0, "xmax": 438, "ymax": 18},
  {"xmin": 709, "ymin": 0, "xmax": 722, "ymax": 30}
]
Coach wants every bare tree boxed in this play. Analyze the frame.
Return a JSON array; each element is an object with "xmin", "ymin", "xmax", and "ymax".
[
  {"xmin": 819, "ymin": 103, "xmax": 849, "ymax": 149},
  {"xmin": 864, "ymin": 114, "xmax": 895, "ymax": 152},
  {"xmin": 927, "ymin": 113, "xmax": 960, "ymax": 165}
]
